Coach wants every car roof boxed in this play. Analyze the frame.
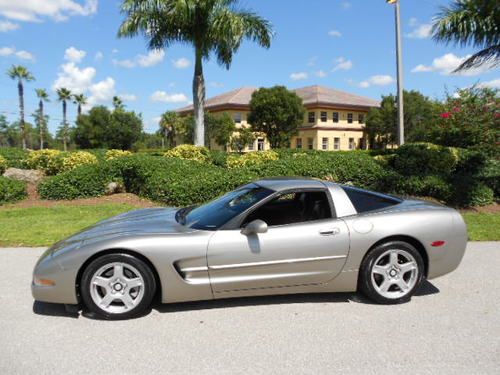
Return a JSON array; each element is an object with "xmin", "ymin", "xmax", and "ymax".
[{"xmin": 254, "ymin": 177, "xmax": 327, "ymax": 192}]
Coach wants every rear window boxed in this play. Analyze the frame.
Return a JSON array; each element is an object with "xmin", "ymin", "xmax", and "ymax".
[{"xmin": 342, "ymin": 186, "xmax": 401, "ymax": 213}]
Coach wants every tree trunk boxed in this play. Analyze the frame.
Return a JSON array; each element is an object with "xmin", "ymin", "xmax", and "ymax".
[
  {"xmin": 77, "ymin": 104, "xmax": 81, "ymax": 117},
  {"xmin": 63, "ymin": 100, "xmax": 68, "ymax": 151},
  {"xmin": 39, "ymin": 100, "xmax": 44, "ymax": 150},
  {"xmin": 18, "ymin": 80, "xmax": 26, "ymax": 150},
  {"xmin": 192, "ymin": 49, "xmax": 205, "ymax": 146}
]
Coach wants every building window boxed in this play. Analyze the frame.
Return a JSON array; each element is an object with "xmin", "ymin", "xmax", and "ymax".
[
  {"xmin": 320, "ymin": 111, "xmax": 327, "ymax": 122},
  {"xmin": 308, "ymin": 112, "xmax": 315, "ymax": 124},
  {"xmin": 358, "ymin": 114, "xmax": 364, "ymax": 124},
  {"xmin": 333, "ymin": 112, "xmax": 339, "ymax": 123},
  {"xmin": 257, "ymin": 138, "xmax": 265, "ymax": 151},
  {"xmin": 307, "ymin": 138, "xmax": 314, "ymax": 150},
  {"xmin": 322, "ymin": 137, "xmax": 328, "ymax": 150},
  {"xmin": 347, "ymin": 113, "xmax": 353, "ymax": 124},
  {"xmin": 248, "ymin": 140, "xmax": 254, "ymax": 151},
  {"xmin": 296, "ymin": 138, "xmax": 302, "ymax": 149},
  {"xmin": 334, "ymin": 137, "xmax": 340, "ymax": 150},
  {"xmin": 234, "ymin": 112, "xmax": 242, "ymax": 123},
  {"xmin": 349, "ymin": 137, "xmax": 355, "ymax": 150}
]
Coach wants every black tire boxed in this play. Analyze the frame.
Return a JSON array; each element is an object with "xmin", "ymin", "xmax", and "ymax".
[
  {"xmin": 359, "ymin": 241, "xmax": 424, "ymax": 304},
  {"xmin": 80, "ymin": 253, "xmax": 156, "ymax": 320}
]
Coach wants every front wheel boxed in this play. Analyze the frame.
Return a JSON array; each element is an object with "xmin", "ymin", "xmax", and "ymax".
[
  {"xmin": 80, "ymin": 253, "xmax": 156, "ymax": 320},
  {"xmin": 359, "ymin": 241, "xmax": 424, "ymax": 304}
]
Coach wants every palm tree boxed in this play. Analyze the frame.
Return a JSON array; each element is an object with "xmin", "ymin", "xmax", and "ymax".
[
  {"xmin": 112, "ymin": 96, "xmax": 124, "ymax": 111},
  {"xmin": 7, "ymin": 65, "xmax": 35, "ymax": 149},
  {"xmin": 35, "ymin": 89, "xmax": 50, "ymax": 150},
  {"xmin": 432, "ymin": 0, "xmax": 500, "ymax": 72},
  {"xmin": 57, "ymin": 88, "xmax": 72, "ymax": 151},
  {"xmin": 118, "ymin": 0, "xmax": 273, "ymax": 146},
  {"xmin": 73, "ymin": 93, "xmax": 88, "ymax": 117}
]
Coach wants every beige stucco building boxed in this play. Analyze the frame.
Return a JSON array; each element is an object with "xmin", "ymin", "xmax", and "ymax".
[{"xmin": 177, "ymin": 85, "xmax": 379, "ymax": 151}]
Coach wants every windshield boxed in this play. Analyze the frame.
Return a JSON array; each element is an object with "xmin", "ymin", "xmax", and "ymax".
[{"xmin": 180, "ymin": 184, "xmax": 273, "ymax": 230}]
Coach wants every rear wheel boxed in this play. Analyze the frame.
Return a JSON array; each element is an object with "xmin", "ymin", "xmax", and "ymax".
[
  {"xmin": 359, "ymin": 241, "xmax": 424, "ymax": 304},
  {"xmin": 80, "ymin": 253, "xmax": 156, "ymax": 320}
]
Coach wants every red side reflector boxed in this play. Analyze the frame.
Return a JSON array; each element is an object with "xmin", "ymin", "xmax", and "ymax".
[{"xmin": 431, "ymin": 240, "xmax": 446, "ymax": 247}]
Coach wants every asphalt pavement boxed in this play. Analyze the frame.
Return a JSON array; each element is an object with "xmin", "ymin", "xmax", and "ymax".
[{"xmin": 0, "ymin": 242, "xmax": 499, "ymax": 374}]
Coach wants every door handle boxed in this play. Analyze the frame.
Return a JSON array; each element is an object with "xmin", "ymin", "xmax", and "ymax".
[{"xmin": 319, "ymin": 227, "xmax": 340, "ymax": 236}]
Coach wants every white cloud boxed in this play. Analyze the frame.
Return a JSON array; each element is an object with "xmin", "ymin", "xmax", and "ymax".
[
  {"xmin": 328, "ymin": 30, "xmax": 342, "ymax": 37},
  {"xmin": 113, "ymin": 50, "xmax": 165, "ymax": 68},
  {"xmin": 111, "ymin": 48, "xmax": 118, "ymax": 54},
  {"xmin": 120, "ymin": 93, "xmax": 137, "ymax": 102},
  {"xmin": 478, "ymin": 78, "xmax": 500, "ymax": 89},
  {"xmin": 290, "ymin": 72, "xmax": 308, "ymax": 81},
  {"xmin": 0, "ymin": 20, "xmax": 19, "ymax": 32},
  {"xmin": 52, "ymin": 62, "xmax": 96, "ymax": 93},
  {"xmin": 408, "ymin": 17, "xmax": 418, "ymax": 27},
  {"xmin": 315, "ymin": 70, "xmax": 327, "ymax": 78},
  {"xmin": 150, "ymin": 91, "xmax": 188, "ymax": 103},
  {"xmin": 0, "ymin": 46, "xmax": 34, "ymax": 60},
  {"xmin": 332, "ymin": 57, "xmax": 352, "ymax": 71},
  {"xmin": 172, "ymin": 57, "xmax": 191, "ymax": 69},
  {"xmin": 341, "ymin": 2, "xmax": 351, "ymax": 9},
  {"xmin": 87, "ymin": 77, "xmax": 116, "ymax": 106},
  {"xmin": 0, "ymin": 0, "xmax": 98, "ymax": 22},
  {"xmin": 406, "ymin": 23, "xmax": 432, "ymax": 39},
  {"xmin": 359, "ymin": 75, "xmax": 395, "ymax": 88},
  {"xmin": 94, "ymin": 51, "xmax": 103, "ymax": 61},
  {"xmin": 411, "ymin": 53, "xmax": 493, "ymax": 76},
  {"xmin": 64, "ymin": 46, "xmax": 86, "ymax": 63}
]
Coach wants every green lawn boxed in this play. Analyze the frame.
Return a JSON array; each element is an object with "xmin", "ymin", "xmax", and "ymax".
[
  {"xmin": 0, "ymin": 204, "xmax": 136, "ymax": 247},
  {"xmin": 0, "ymin": 204, "xmax": 497, "ymax": 247},
  {"xmin": 462, "ymin": 212, "xmax": 500, "ymax": 241}
]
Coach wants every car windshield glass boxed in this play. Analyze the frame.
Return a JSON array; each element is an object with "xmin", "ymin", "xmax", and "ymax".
[{"xmin": 182, "ymin": 184, "xmax": 274, "ymax": 230}]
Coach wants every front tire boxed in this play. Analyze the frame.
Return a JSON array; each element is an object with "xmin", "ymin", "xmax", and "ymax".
[
  {"xmin": 359, "ymin": 241, "xmax": 424, "ymax": 304},
  {"xmin": 80, "ymin": 253, "xmax": 156, "ymax": 320}
]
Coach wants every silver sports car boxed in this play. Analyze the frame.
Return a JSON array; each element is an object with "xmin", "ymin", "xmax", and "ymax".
[{"xmin": 32, "ymin": 178, "xmax": 468, "ymax": 319}]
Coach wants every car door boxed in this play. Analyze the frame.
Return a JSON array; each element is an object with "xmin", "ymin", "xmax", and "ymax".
[{"xmin": 206, "ymin": 189, "xmax": 350, "ymax": 294}]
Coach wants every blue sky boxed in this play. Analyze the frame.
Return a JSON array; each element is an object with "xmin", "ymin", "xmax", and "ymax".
[{"xmin": 0, "ymin": 0, "xmax": 498, "ymax": 134}]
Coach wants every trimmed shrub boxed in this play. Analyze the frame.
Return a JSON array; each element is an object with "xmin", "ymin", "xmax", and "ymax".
[
  {"xmin": 0, "ymin": 148, "xmax": 29, "ymax": 169},
  {"xmin": 378, "ymin": 173, "xmax": 453, "ymax": 202},
  {"xmin": 106, "ymin": 149, "xmax": 133, "ymax": 160},
  {"xmin": 392, "ymin": 143, "xmax": 459, "ymax": 176},
  {"xmin": 164, "ymin": 145, "xmax": 210, "ymax": 163},
  {"xmin": 61, "ymin": 151, "xmax": 98, "ymax": 172},
  {"xmin": 0, "ymin": 176, "xmax": 27, "ymax": 205},
  {"xmin": 0, "ymin": 154, "xmax": 7, "ymax": 174},
  {"xmin": 26, "ymin": 149, "xmax": 66, "ymax": 175},
  {"xmin": 227, "ymin": 150, "xmax": 279, "ymax": 168},
  {"xmin": 209, "ymin": 150, "xmax": 229, "ymax": 167}
]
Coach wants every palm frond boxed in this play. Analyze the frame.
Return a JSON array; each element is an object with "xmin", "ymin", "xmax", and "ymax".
[{"xmin": 455, "ymin": 44, "xmax": 500, "ymax": 71}]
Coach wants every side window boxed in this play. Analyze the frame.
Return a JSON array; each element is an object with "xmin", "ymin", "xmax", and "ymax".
[
  {"xmin": 342, "ymin": 186, "xmax": 401, "ymax": 213},
  {"xmin": 244, "ymin": 191, "xmax": 332, "ymax": 227}
]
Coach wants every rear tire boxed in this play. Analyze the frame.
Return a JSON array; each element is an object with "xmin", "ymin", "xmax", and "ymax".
[
  {"xmin": 80, "ymin": 253, "xmax": 156, "ymax": 320},
  {"xmin": 359, "ymin": 241, "xmax": 424, "ymax": 304}
]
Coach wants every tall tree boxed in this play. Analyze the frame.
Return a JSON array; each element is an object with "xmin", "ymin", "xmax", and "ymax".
[
  {"xmin": 432, "ymin": 0, "xmax": 500, "ymax": 71},
  {"xmin": 6, "ymin": 65, "xmax": 35, "ymax": 150},
  {"xmin": 35, "ymin": 89, "xmax": 50, "ymax": 150},
  {"xmin": 112, "ymin": 96, "xmax": 124, "ymax": 111},
  {"xmin": 73, "ymin": 93, "xmax": 88, "ymax": 116},
  {"xmin": 118, "ymin": 0, "xmax": 273, "ymax": 147},
  {"xmin": 248, "ymin": 86, "xmax": 305, "ymax": 149},
  {"xmin": 205, "ymin": 112, "xmax": 235, "ymax": 149},
  {"xmin": 57, "ymin": 88, "xmax": 72, "ymax": 151}
]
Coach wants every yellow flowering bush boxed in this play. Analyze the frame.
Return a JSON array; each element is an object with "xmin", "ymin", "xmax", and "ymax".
[
  {"xmin": 227, "ymin": 150, "xmax": 279, "ymax": 169},
  {"xmin": 0, "ymin": 155, "xmax": 7, "ymax": 174},
  {"xmin": 26, "ymin": 149, "xmax": 66, "ymax": 175},
  {"xmin": 61, "ymin": 151, "xmax": 98, "ymax": 172},
  {"xmin": 164, "ymin": 144, "xmax": 210, "ymax": 163},
  {"xmin": 106, "ymin": 149, "xmax": 133, "ymax": 160}
]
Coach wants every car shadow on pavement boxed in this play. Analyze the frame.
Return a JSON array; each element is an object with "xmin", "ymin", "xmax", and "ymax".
[{"xmin": 32, "ymin": 280, "xmax": 440, "ymax": 319}]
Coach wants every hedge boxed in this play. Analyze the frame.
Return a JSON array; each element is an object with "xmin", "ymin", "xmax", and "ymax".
[
  {"xmin": 0, "ymin": 148, "xmax": 28, "ymax": 169},
  {"xmin": 0, "ymin": 177, "xmax": 27, "ymax": 205}
]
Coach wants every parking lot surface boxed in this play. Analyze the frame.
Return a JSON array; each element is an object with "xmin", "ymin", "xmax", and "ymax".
[{"xmin": 0, "ymin": 242, "xmax": 499, "ymax": 374}]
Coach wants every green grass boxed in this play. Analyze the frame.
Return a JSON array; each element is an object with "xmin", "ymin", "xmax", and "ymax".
[
  {"xmin": 463, "ymin": 213, "xmax": 500, "ymax": 241},
  {"xmin": 0, "ymin": 204, "xmax": 136, "ymax": 247},
  {"xmin": 0, "ymin": 204, "xmax": 497, "ymax": 247}
]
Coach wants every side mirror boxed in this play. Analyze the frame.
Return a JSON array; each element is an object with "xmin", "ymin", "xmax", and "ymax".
[{"xmin": 241, "ymin": 219, "xmax": 268, "ymax": 235}]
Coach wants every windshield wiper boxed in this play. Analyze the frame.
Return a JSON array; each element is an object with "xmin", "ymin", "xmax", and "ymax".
[{"xmin": 175, "ymin": 205, "xmax": 196, "ymax": 225}]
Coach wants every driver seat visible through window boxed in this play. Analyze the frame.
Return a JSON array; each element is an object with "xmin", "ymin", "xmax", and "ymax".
[{"xmin": 244, "ymin": 191, "xmax": 332, "ymax": 227}]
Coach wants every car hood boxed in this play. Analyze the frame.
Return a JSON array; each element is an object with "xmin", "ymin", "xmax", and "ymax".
[{"xmin": 50, "ymin": 207, "xmax": 194, "ymax": 252}]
